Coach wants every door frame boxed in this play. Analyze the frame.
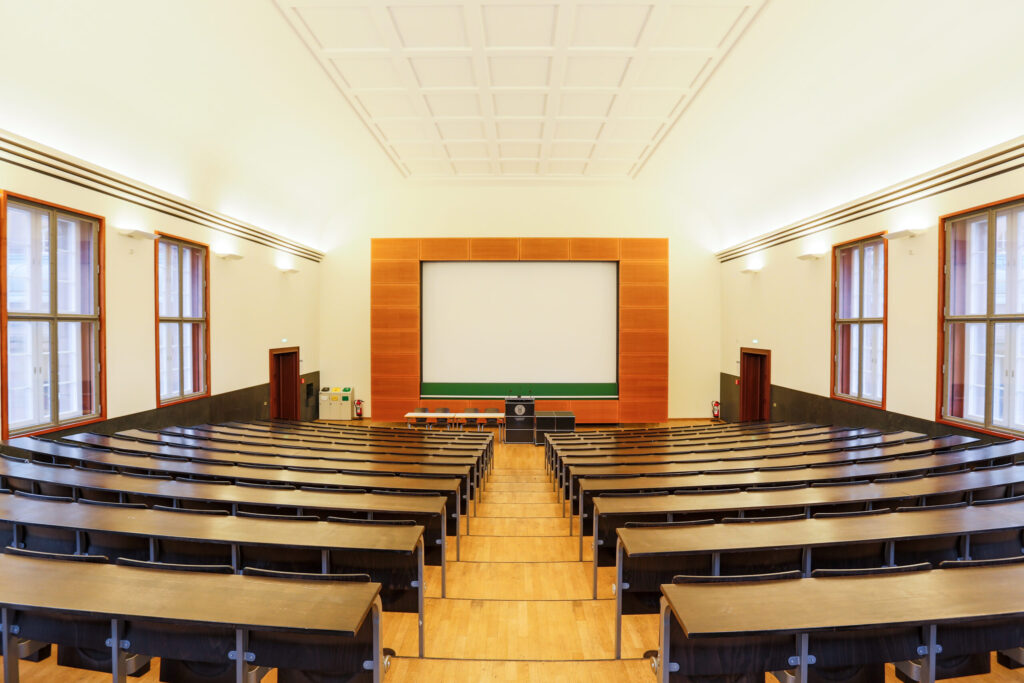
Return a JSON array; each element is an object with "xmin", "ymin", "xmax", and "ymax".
[
  {"xmin": 269, "ymin": 346, "xmax": 300, "ymax": 420},
  {"xmin": 739, "ymin": 347, "xmax": 771, "ymax": 422}
]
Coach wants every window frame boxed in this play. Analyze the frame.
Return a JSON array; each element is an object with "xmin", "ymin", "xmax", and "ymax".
[
  {"xmin": 830, "ymin": 231, "xmax": 888, "ymax": 409},
  {"xmin": 937, "ymin": 192, "xmax": 1024, "ymax": 438},
  {"xmin": 0, "ymin": 191, "xmax": 107, "ymax": 439},
  {"xmin": 154, "ymin": 232, "xmax": 211, "ymax": 407}
]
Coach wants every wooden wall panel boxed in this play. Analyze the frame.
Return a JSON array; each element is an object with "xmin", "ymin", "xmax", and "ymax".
[
  {"xmin": 371, "ymin": 353, "xmax": 419, "ymax": 377},
  {"xmin": 369, "ymin": 237, "xmax": 669, "ymax": 424},
  {"xmin": 420, "ymin": 238, "xmax": 470, "ymax": 261},
  {"xmin": 620, "ymin": 284, "xmax": 668, "ymax": 308},
  {"xmin": 570, "ymin": 238, "xmax": 620, "ymax": 260},
  {"xmin": 620, "ymin": 260, "xmax": 669, "ymax": 284},
  {"xmin": 619, "ymin": 307, "xmax": 669, "ymax": 331},
  {"xmin": 520, "ymin": 238, "xmax": 570, "ymax": 260},
  {"xmin": 371, "ymin": 260, "xmax": 419, "ymax": 284},
  {"xmin": 421, "ymin": 399, "xmax": 468, "ymax": 413},
  {"xmin": 620, "ymin": 353, "xmax": 668, "ymax": 377},
  {"xmin": 470, "ymin": 238, "xmax": 520, "ymax": 260},
  {"xmin": 370, "ymin": 306, "xmax": 419, "ymax": 330},
  {"xmin": 620, "ymin": 238, "xmax": 668, "ymax": 260},
  {"xmin": 371, "ymin": 238, "xmax": 420, "ymax": 260},
  {"xmin": 370, "ymin": 284, "xmax": 419, "ymax": 308}
]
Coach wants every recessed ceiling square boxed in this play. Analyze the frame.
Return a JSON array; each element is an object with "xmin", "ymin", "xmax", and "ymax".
[
  {"xmin": 560, "ymin": 92, "xmax": 616, "ymax": 117},
  {"xmin": 425, "ymin": 93, "xmax": 482, "ymax": 117},
  {"xmin": 603, "ymin": 118, "xmax": 663, "ymax": 140},
  {"xmin": 455, "ymin": 160, "xmax": 494, "ymax": 174},
  {"xmin": 436, "ymin": 119, "xmax": 487, "ymax": 139},
  {"xmin": 563, "ymin": 56, "xmax": 631, "ymax": 87},
  {"xmin": 388, "ymin": 5, "xmax": 469, "ymax": 48},
  {"xmin": 500, "ymin": 142, "xmax": 541, "ymax": 157},
  {"xmin": 555, "ymin": 120, "xmax": 604, "ymax": 139},
  {"xmin": 376, "ymin": 119, "xmax": 433, "ymax": 141},
  {"xmin": 620, "ymin": 90, "xmax": 685, "ymax": 117},
  {"xmin": 390, "ymin": 142, "xmax": 448, "ymax": 158},
  {"xmin": 501, "ymin": 160, "xmax": 539, "ymax": 174},
  {"xmin": 493, "ymin": 93, "xmax": 548, "ymax": 117},
  {"xmin": 496, "ymin": 120, "xmax": 545, "ymax": 138},
  {"xmin": 636, "ymin": 54, "xmax": 710, "ymax": 88},
  {"xmin": 331, "ymin": 58, "xmax": 404, "ymax": 89},
  {"xmin": 551, "ymin": 141, "xmax": 594, "ymax": 158},
  {"xmin": 489, "ymin": 56, "xmax": 552, "ymax": 88},
  {"xmin": 410, "ymin": 56, "xmax": 477, "ymax": 87},
  {"xmin": 357, "ymin": 92, "xmax": 419, "ymax": 118},
  {"xmin": 296, "ymin": 6, "xmax": 385, "ymax": 49},
  {"xmin": 548, "ymin": 159, "xmax": 588, "ymax": 174},
  {"xmin": 571, "ymin": 4, "xmax": 652, "ymax": 47},
  {"xmin": 482, "ymin": 4, "xmax": 557, "ymax": 46},
  {"xmin": 446, "ymin": 141, "xmax": 491, "ymax": 157}
]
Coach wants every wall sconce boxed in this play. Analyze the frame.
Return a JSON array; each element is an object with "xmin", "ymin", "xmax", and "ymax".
[
  {"xmin": 797, "ymin": 251, "xmax": 825, "ymax": 260},
  {"xmin": 883, "ymin": 227, "xmax": 929, "ymax": 241},
  {"xmin": 278, "ymin": 266, "xmax": 299, "ymax": 274},
  {"xmin": 117, "ymin": 228, "xmax": 157, "ymax": 240},
  {"xmin": 740, "ymin": 264, "xmax": 762, "ymax": 274},
  {"xmin": 214, "ymin": 250, "xmax": 243, "ymax": 261}
]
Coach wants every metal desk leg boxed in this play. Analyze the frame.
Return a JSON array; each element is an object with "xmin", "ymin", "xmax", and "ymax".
[
  {"xmin": 921, "ymin": 624, "xmax": 938, "ymax": 683},
  {"xmin": 795, "ymin": 632, "xmax": 810, "ymax": 683},
  {"xmin": 579, "ymin": 511, "xmax": 587, "ymax": 561},
  {"xmin": 440, "ymin": 526, "xmax": 447, "ymax": 599},
  {"xmin": 454, "ymin": 503, "xmax": 460, "ymax": 561},
  {"xmin": 659, "ymin": 597, "xmax": 672, "ymax": 683},
  {"xmin": 370, "ymin": 597, "xmax": 383, "ymax": 683},
  {"xmin": 417, "ymin": 540, "xmax": 425, "ymax": 658},
  {"xmin": 615, "ymin": 540, "xmax": 624, "ymax": 658},
  {"xmin": 111, "ymin": 619, "xmax": 127, "ymax": 683},
  {"xmin": 2, "ymin": 608, "xmax": 20, "ymax": 683}
]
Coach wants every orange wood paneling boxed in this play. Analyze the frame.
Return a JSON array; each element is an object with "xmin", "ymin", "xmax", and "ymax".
[
  {"xmin": 371, "ymin": 238, "xmax": 420, "ymax": 260},
  {"xmin": 619, "ymin": 307, "xmax": 669, "ymax": 331},
  {"xmin": 371, "ymin": 353, "xmax": 420, "ymax": 377},
  {"xmin": 619, "ymin": 375, "xmax": 669, "ymax": 400},
  {"xmin": 465, "ymin": 399, "xmax": 505, "ymax": 412},
  {"xmin": 570, "ymin": 400, "xmax": 620, "ymax": 424},
  {"xmin": 371, "ymin": 260, "xmax": 419, "ymax": 284},
  {"xmin": 620, "ymin": 283, "xmax": 668, "ymax": 308},
  {"xmin": 422, "ymin": 399, "xmax": 469, "ymax": 412},
  {"xmin": 570, "ymin": 238, "xmax": 620, "ymax": 261},
  {"xmin": 371, "ymin": 376, "xmax": 420, "ymax": 398},
  {"xmin": 371, "ymin": 399, "xmax": 421, "ymax": 421},
  {"xmin": 619, "ymin": 353, "xmax": 668, "ymax": 377},
  {"xmin": 470, "ymin": 238, "xmax": 520, "ymax": 261},
  {"xmin": 620, "ymin": 238, "xmax": 668, "ymax": 260},
  {"xmin": 520, "ymin": 238, "xmax": 570, "ymax": 261},
  {"xmin": 620, "ymin": 260, "xmax": 669, "ymax": 284},
  {"xmin": 371, "ymin": 329, "xmax": 420, "ymax": 354},
  {"xmin": 620, "ymin": 330, "xmax": 668, "ymax": 354},
  {"xmin": 420, "ymin": 238, "xmax": 470, "ymax": 261},
  {"xmin": 371, "ymin": 306, "xmax": 419, "ymax": 330},
  {"xmin": 619, "ymin": 400, "xmax": 668, "ymax": 423},
  {"xmin": 535, "ymin": 400, "xmax": 571, "ymax": 411},
  {"xmin": 370, "ymin": 284, "xmax": 419, "ymax": 308}
]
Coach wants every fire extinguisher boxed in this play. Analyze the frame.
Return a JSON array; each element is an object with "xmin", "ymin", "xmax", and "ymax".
[
  {"xmin": 354, "ymin": 399, "xmax": 364, "ymax": 419},
  {"xmin": 711, "ymin": 400, "xmax": 721, "ymax": 420}
]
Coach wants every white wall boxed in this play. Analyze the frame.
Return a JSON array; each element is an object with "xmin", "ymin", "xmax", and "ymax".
[
  {"xmin": 318, "ymin": 181, "xmax": 722, "ymax": 419},
  {"xmin": 0, "ymin": 160, "xmax": 322, "ymax": 423},
  {"xmin": 719, "ymin": 162, "xmax": 1024, "ymax": 422}
]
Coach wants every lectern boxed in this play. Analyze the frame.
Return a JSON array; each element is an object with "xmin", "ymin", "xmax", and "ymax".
[{"xmin": 504, "ymin": 397, "xmax": 535, "ymax": 443}]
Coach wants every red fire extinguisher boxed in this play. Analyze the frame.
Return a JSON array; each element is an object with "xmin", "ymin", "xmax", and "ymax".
[
  {"xmin": 711, "ymin": 400, "xmax": 721, "ymax": 420},
  {"xmin": 354, "ymin": 399, "xmax": 364, "ymax": 419}
]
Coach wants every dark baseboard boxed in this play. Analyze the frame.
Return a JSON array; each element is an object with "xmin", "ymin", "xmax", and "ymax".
[
  {"xmin": 48, "ymin": 371, "xmax": 320, "ymax": 438},
  {"xmin": 719, "ymin": 373, "xmax": 1000, "ymax": 442}
]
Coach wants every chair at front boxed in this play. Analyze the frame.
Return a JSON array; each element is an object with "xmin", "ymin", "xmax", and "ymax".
[
  {"xmin": 463, "ymin": 408, "xmax": 481, "ymax": 431},
  {"xmin": 407, "ymin": 407, "xmax": 430, "ymax": 429}
]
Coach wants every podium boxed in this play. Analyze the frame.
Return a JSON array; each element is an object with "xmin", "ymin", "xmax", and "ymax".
[{"xmin": 504, "ymin": 397, "xmax": 535, "ymax": 443}]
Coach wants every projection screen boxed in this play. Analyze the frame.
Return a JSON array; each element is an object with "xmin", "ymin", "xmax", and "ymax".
[{"xmin": 420, "ymin": 261, "xmax": 618, "ymax": 398}]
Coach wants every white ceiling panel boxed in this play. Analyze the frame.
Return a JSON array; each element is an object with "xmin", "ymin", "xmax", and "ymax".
[{"xmin": 276, "ymin": 0, "xmax": 764, "ymax": 178}]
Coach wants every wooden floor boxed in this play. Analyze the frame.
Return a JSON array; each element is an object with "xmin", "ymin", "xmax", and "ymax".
[{"xmin": 9, "ymin": 420, "xmax": 1024, "ymax": 681}]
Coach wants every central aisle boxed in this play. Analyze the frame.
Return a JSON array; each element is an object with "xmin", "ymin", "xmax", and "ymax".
[{"xmin": 386, "ymin": 438, "xmax": 655, "ymax": 681}]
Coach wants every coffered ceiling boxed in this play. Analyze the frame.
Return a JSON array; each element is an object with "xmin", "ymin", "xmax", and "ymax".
[{"xmin": 274, "ymin": 0, "xmax": 763, "ymax": 179}]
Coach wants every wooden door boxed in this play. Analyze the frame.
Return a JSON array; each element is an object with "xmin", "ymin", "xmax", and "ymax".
[
  {"xmin": 739, "ymin": 347, "xmax": 771, "ymax": 422},
  {"xmin": 269, "ymin": 347, "xmax": 300, "ymax": 420}
]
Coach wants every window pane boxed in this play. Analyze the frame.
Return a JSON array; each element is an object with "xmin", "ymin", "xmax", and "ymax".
[
  {"xmin": 993, "ymin": 323, "xmax": 1008, "ymax": 425},
  {"xmin": 861, "ymin": 323, "xmax": 883, "ymax": 402},
  {"xmin": 56, "ymin": 215, "xmax": 96, "ymax": 315},
  {"xmin": 836, "ymin": 323, "xmax": 859, "ymax": 397},
  {"xmin": 6, "ymin": 203, "xmax": 50, "ymax": 314},
  {"xmin": 182, "ymin": 245, "xmax": 204, "ymax": 318},
  {"xmin": 182, "ymin": 322, "xmax": 205, "ymax": 395},
  {"xmin": 862, "ymin": 241, "xmax": 884, "ymax": 319},
  {"xmin": 158, "ymin": 241, "xmax": 180, "ymax": 317},
  {"xmin": 836, "ymin": 246, "xmax": 860, "ymax": 319},
  {"xmin": 991, "ymin": 322, "xmax": 1024, "ymax": 432},
  {"xmin": 159, "ymin": 322, "xmax": 181, "ymax": 400},
  {"xmin": 949, "ymin": 216, "xmax": 989, "ymax": 316},
  {"xmin": 946, "ymin": 321, "xmax": 987, "ymax": 422},
  {"xmin": 7, "ymin": 320, "xmax": 51, "ymax": 431},
  {"xmin": 56, "ymin": 321, "xmax": 98, "ymax": 421},
  {"xmin": 994, "ymin": 208, "xmax": 1024, "ymax": 315}
]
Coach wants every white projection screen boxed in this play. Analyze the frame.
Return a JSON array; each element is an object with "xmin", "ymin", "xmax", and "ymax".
[{"xmin": 420, "ymin": 261, "xmax": 618, "ymax": 398}]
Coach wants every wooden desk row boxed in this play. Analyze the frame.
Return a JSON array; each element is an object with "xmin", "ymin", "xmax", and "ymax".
[
  {"xmin": 0, "ymin": 553, "xmax": 385, "ymax": 683},
  {"xmin": 586, "ymin": 460, "xmax": 1024, "ymax": 561},
  {"xmin": 0, "ymin": 458, "xmax": 452, "ymax": 583},
  {"xmin": 0, "ymin": 491, "xmax": 428, "ymax": 656},
  {"xmin": 573, "ymin": 440, "xmax": 1018, "ymax": 522},
  {"xmin": 659, "ymin": 562, "xmax": 1024, "ymax": 683},
  {"xmin": 616, "ymin": 497, "xmax": 1024, "ymax": 658}
]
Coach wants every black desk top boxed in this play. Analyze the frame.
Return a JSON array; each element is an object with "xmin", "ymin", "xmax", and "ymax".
[{"xmin": 0, "ymin": 554, "xmax": 380, "ymax": 635}]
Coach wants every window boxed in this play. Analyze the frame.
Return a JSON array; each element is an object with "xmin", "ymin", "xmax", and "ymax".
[
  {"xmin": 832, "ymin": 234, "xmax": 886, "ymax": 406},
  {"xmin": 941, "ymin": 197, "xmax": 1024, "ymax": 434},
  {"xmin": 3, "ymin": 195, "xmax": 103, "ymax": 437},
  {"xmin": 156, "ymin": 235, "xmax": 209, "ymax": 405}
]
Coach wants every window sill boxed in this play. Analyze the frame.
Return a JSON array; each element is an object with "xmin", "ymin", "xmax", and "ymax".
[
  {"xmin": 936, "ymin": 416, "xmax": 1024, "ymax": 441},
  {"xmin": 158, "ymin": 391, "xmax": 211, "ymax": 409},
  {"xmin": 830, "ymin": 393, "xmax": 886, "ymax": 411},
  {"xmin": 7, "ymin": 414, "xmax": 106, "ymax": 440}
]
